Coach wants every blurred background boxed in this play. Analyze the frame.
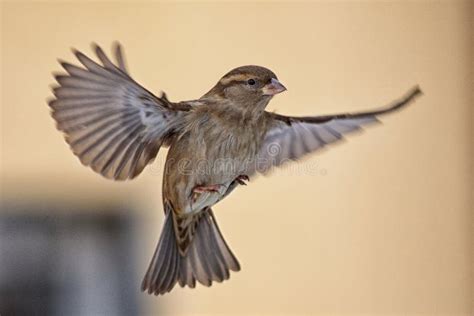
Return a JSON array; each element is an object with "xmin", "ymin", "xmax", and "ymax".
[{"xmin": 1, "ymin": 1, "xmax": 472, "ymax": 315}]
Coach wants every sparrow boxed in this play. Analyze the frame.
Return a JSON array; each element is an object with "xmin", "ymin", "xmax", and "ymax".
[{"xmin": 48, "ymin": 43, "xmax": 422, "ymax": 296}]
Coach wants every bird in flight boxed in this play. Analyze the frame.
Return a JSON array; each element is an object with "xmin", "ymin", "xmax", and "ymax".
[{"xmin": 48, "ymin": 43, "xmax": 422, "ymax": 296}]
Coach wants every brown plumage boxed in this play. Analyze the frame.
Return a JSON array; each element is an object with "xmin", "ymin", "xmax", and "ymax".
[{"xmin": 48, "ymin": 43, "xmax": 423, "ymax": 295}]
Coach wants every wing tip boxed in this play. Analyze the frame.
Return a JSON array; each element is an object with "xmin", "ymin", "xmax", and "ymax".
[
  {"xmin": 112, "ymin": 40, "xmax": 123, "ymax": 51},
  {"xmin": 376, "ymin": 85, "xmax": 424, "ymax": 116},
  {"xmin": 57, "ymin": 59, "xmax": 72, "ymax": 71},
  {"xmin": 413, "ymin": 84, "xmax": 423, "ymax": 95},
  {"xmin": 46, "ymin": 97, "xmax": 57, "ymax": 110},
  {"xmin": 91, "ymin": 42, "xmax": 104, "ymax": 58},
  {"xmin": 409, "ymin": 84, "xmax": 423, "ymax": 100},
  {"xmin": 70, "ymin": 47, "xmax": 80, "ymax": 57},
  {"xmin": 90, "ymin": 41, "xmax": 100, "ymax": 50}
]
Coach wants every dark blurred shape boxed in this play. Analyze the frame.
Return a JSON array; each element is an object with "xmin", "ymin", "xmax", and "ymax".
[{"xmin": 0, "ymin": 205, "xmax": 140, "ymax": 316}]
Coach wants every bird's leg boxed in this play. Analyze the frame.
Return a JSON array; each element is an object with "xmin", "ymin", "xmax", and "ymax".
[{"xmin": 235, "ymin": 174, "xmax": 249, "ymax": 186}]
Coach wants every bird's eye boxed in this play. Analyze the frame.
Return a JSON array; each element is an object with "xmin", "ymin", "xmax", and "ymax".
[{"xmin": 247, "ymin": 79, "xmax": 256, "ymax": 86}]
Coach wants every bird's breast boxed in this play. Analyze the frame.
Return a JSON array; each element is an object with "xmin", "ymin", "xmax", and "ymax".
[
  {"xmin": 204, "ymin": 124, "xmax": 259, "ymax": 178},
  {"xmin": 186, "ymin": 110, "xmax": 264, "ymax": 182}
]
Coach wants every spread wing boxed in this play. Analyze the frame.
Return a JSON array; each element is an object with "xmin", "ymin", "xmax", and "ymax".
[
  {"xmin": 250, "ymin": 86, "xmax": 422, "ymax": 175},
  {"xmin": 48, "ymin": 43, "xmax": 191, "ymax": 180}
]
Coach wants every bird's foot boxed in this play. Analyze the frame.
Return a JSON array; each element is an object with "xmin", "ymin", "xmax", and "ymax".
[
  {"xmin": 191, "ymin": 184, "xmax": 225, "ymax": 204},
  {"xmin": 192, "ymin": 184, "xmax": 224, "ymax": 194},
  {"xmin": 235, "ymin": 174, "xmax": 249, "ymax": 186}
]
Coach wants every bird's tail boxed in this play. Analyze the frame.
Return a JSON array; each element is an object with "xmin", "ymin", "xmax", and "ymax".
[{"xmin": 141, "ymin": 207, "xmax": 240, "ymax": 295}]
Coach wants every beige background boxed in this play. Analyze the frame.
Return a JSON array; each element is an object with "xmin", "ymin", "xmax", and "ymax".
[{"xmin": 1, "ymin": 1, "xmax": 472, "ymax": 315}]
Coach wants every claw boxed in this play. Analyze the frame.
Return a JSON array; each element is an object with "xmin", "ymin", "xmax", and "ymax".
[
  {"xmin": 238, "ymin": 174, "xmax": 250, "ymax": 181},
  {"xmin": 235, "ymin": 174, "xmax": 249, "ymax": 186}
]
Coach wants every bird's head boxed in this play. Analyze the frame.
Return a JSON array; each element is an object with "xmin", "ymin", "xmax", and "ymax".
[{"xmin": 203, "ymin": 65, "xmax": 286, "ymax": 112}]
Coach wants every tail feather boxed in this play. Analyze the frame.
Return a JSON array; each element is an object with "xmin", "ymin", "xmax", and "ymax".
[
  {"xmin": 141, "ymin": 212, "xmax": 177, "ymax": 295},
  {"xmin": 159, "ymin": 236, "xmax": 178, "ymax": 293},
  {"xmin": 200, "ymin": 219, "xmax": 225, "ymax": 282},
  {"xmin": 189, "ymin": 238, "xmax": 211, "ymax": 286},
  {"xmin": 178, "ymin": 254, "xmax": 195, "ymax": 288},
  {"xmin": 141, "ymin": 208, "xmax": 240, "ymax": 295},
  {"xmin": 207, "ymin": 211, "xmax": 240, "ymax": 272}
]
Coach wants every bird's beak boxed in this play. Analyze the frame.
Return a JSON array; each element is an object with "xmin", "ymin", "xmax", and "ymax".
[{"xmin": 262, "ymin": 78, "xmax": 287, "ymax": 96}]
